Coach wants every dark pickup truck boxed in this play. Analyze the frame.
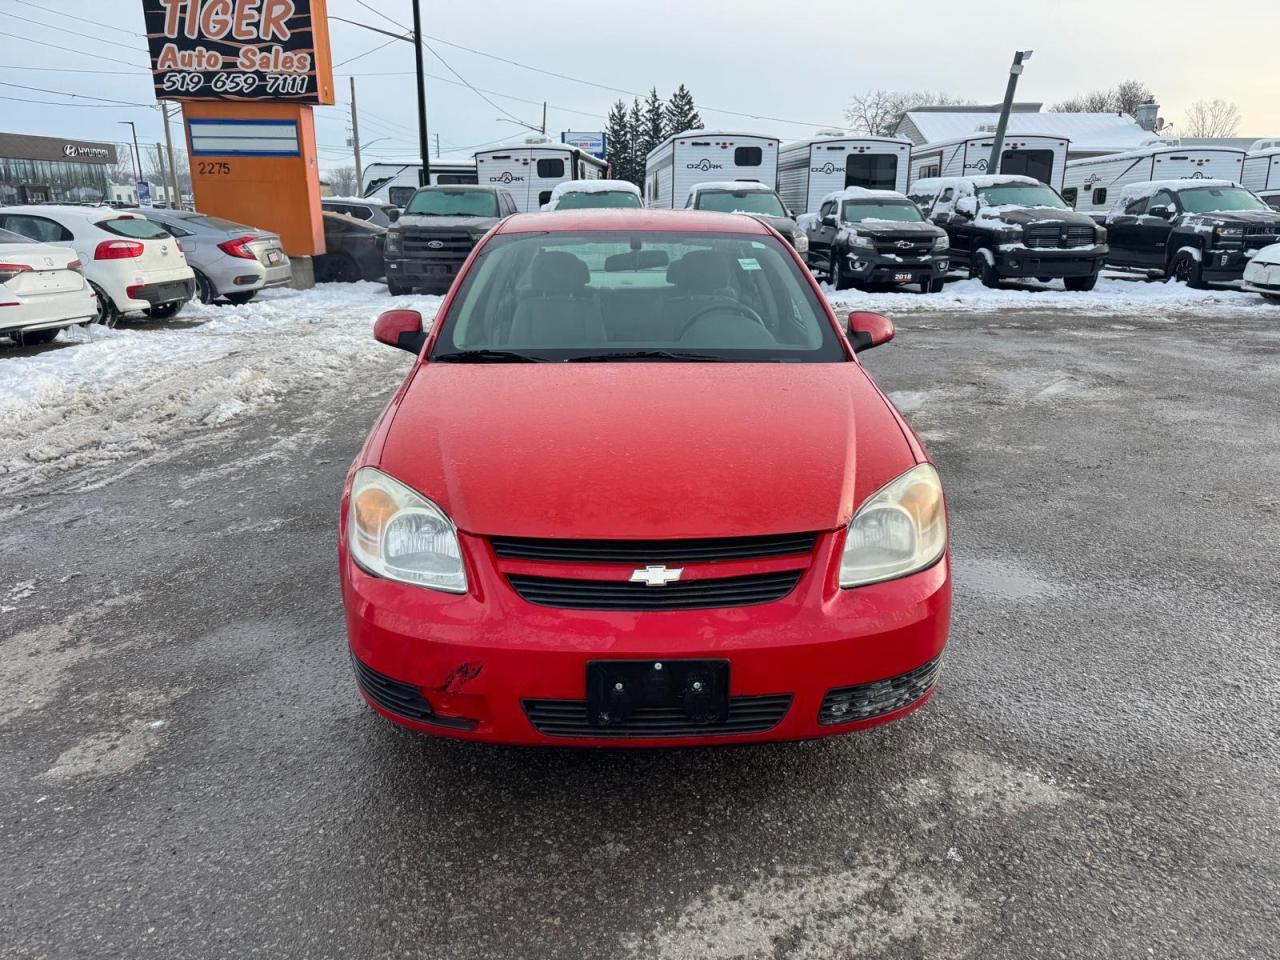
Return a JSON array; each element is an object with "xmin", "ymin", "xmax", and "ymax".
[
  {"xmin": 802, "ymin": 187, "xmax": 949, "ymax": 292},
  {"xmin": 1101, "ymin": 180, "xmax": 1280, "ymax": 287},
  {"xmin": 383, "ymin": 185, "xmax": 518, "ymax": 295},
  {"xmin": 911, "ymin": 175, "xmax": 1107, "ymax": 290}
]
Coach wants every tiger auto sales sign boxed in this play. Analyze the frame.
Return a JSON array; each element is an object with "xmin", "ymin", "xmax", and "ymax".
[{"xmin": 143, "ymin": 0, "xmax": 334, "ymax": 103}]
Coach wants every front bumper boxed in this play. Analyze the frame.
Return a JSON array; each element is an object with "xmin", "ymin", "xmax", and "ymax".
[
  {"xmin": 845, "ymin": 251, "xmax": 949, "ymax": 285},
  {"xmin": 340, "ymin": 529, "xmax": 951, "ymax": 746},
  {"xmin": 1202, "ymin": 247, "xmax": 1268, "ymax": 283},
  {"xmin": 995, "ymin": 247, "xmax": 1106, "ymax": 279},
  {"xmin": 1242, "ymin": 260, "xmax": 1280, "ymax": 295},
  {"xmin": 385, "ymin": 255, "xmax": 468, "ymax": 289}
]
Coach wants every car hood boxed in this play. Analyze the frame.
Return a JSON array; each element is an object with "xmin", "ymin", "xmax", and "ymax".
[
  {"xmin": 396, "ymin": 214, "xmax": 500, "ymax": 232},
  {"xmin": 979, "ymin": 207, "xmax": 1098, "ymax": 229},
  {"xmin": 1249, "ymin": 242, "xmax": 1280, "ymax": 265},
  {"xmin": 847, "ymin": 220, "xmax": 943, "ymax": 238},
  {"xmin": 376, "ymin": 363, "xmax": 913, "ymax": 539},
  {"xmin": 744, "ymin": 213, "xmax": 800, "ymax": 236},
  {"xmin": 1183, "ymin": 209, "xmax": 1280, "ymax": 227}
]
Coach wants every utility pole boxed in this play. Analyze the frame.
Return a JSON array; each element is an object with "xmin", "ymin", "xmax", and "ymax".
[
  {"xmin": 541, "ymin": 101, "xmax": 547, "ymax": 136},
  {"xmin": 410, "ymin": 0, "xmax": 431, "ymax": 186},
  {"xmin": 154, "ymin": 143, "xmax": 168, "ymax": 205},
  {"xmin": 434, "ymin": 133, "xmax": 440, "ymax": 158},
  {"xmin": 119, "ymin": 120, "xmax": 143, "ymax": 186},
  {"xmin": 161, "ymin": 103, "xmax": 181, "ymax": 209},
  {"xmin": 349, "ymin": 76, "xmax": 363, "ymax": 194},
  {"xmin": 987, "ymin": 50, "xmax": 1032, "ymax": 176}
]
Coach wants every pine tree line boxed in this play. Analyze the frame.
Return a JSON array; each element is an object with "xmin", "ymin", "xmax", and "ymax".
[{"xmin": 604, "ymin": 84, "xmax": 703, "ymax": 187}]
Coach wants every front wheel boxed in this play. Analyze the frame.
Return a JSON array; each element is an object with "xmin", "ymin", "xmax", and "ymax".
[
  {"xmin": 829, "ymin": 254, "xmax": 852, "ymax": 291},
  {"xmin": 145, "ymin": 301, "xmax": 183, "ymax": 320},
  {"xmin": 972, "ymin": 252, "xmax": 1001, "ymax": 288},
  {"xmin": 1168, "ymin": 250, "xmax": 1207, "ymax": 289},
  {"xmin": 1263, "ymin": 293, "xmax": 1280, "ymax": 304},
  {"xmin": 223, "ymin": 291, "xmax": 256, "ymax": 306},
  {"xmin": 386, "ymin": 280, "xmax": 413, "ymax": 296},
  {"xmin": 319, "ymin": 254, "xmax": 361, "ymax": 284},
  {"xmin": 1064, "ymin": 274, "xmax": 1099, "ymax": 292},
  {"xmin": 926, "ymin": 277, "xmax": 945, "ymax": 294}
]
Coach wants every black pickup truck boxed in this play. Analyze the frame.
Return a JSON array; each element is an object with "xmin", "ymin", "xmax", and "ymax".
[
  {"xmin": 803, "ymin": 187, "xmax": 950, "ymax": 292},
  {"xmin": 912, "ymin": 175, "xmax": 1107, "ymax": 290},
  {"xmin": 1101, "ymin": 181, "xmax": 1280, "ymax": 287},
  {"xmin": 383, "ymin": 185, "xmax": 518, "ymax": 295}
]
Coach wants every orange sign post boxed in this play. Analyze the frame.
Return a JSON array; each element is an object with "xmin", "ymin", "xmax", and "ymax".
[{"xmin": 143, "ymin": 0, "xmax": 336, "ymax": 261}]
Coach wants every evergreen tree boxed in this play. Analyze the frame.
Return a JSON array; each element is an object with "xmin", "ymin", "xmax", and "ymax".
[
  {"xmin": 604, "ymin": 100, "xmax": 631, "ymax": 182},
  {"xmin": 626, "ymin": 98, "xmax": 645, "ymax": 188},
  {"xmin": 663, "ymin": 84, "xmax": 703, "ymax": 136},
  {"xmin": 643, "ymin": 88, "xmax": 666, "ymax": 154}
]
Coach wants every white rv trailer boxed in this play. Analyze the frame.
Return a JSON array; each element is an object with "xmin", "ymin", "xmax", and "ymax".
[
  {"xmin": 909, "ymin": 133, "xmax": 1070, "ymax": 191},
  {"xmin": 1241, "ymin": 143, "xmax": 1280, "ymax": 195},
  {"xmin": 777, "ymin": 135, "xmax": 912, "ymax": 214},
  {"xmin": 1063, "ymin": 145, "xmax": 1248, "ymax": 214},
  {"xmin": 473, "ymin": 137, "xmax": 606, "ymax": 213},
  {"xmin": 360, "ymin": 159, "xmax": 478, "ymax": 206},
  {"xmin": 644, "ymin": 130, "xmax": 779, "ymax": 209}
]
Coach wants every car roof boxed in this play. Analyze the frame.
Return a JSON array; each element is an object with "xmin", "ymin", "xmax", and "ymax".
[
  {"xmin": 497, "ymin": 209, "xmax": 774, "ymax": 235},
  {"xmin": 0, "ymin": 204, "xmax": 143, "ymax": 222}
]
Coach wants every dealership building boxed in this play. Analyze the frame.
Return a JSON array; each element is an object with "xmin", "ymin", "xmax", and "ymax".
[{"xmin": 0, "ymin": 132, "xmax": 119, "ymax": 205}]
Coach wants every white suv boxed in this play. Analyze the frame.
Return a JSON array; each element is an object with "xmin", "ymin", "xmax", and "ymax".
[{"xmin": 0, "ymin": 206, "xmax": 195, "ymax": 325}]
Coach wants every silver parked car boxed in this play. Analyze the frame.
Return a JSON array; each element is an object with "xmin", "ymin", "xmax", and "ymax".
[{"xmin": 139, "ymin": 209, "xmax": 291, "ymax": 305}]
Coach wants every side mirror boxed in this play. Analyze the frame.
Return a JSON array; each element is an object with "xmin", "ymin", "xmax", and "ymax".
[
  {"xmin": 387, "ymin": 209, "xmax": 400, "ymax": 222},
  {"xmin": 1148, "ymin": 204, "xmax": 1174, "ymax": 220},
  {"xmin": 847, "ymin": 311, "xmax": 894, "ymax": 353},
  {"xmin": 821, "ymin": 214, "xmax": 837, "ymax": 227},
  {"xmin": 954, "ymin": 197, "xmax": 978, "ymax": 218},
  {"xmin": 374, "ymin": 309, "xmax": 426, "ymax": 354},
  {"xmin": 786, "ymin": 208, "xmax": 796, "ymax": 219}
]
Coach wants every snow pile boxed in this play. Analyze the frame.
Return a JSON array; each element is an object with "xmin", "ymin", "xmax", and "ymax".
[
  {"xmin": 0, "ymin": 283, "xmax": 441, "ymax": 496},
  {"xmin": 689, "ymin": 181, "xmax": 775, "ymax": 194},
  {"xmin": 548, "ymin": 180, "xmax": 641, "ymax": 202},
  {"xmin": 820, "ymin": 187, "xmax": 908, "ymax": 205}
]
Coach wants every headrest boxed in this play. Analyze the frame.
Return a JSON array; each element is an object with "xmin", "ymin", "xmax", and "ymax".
[
  {"xmin": 530, "ymin": 251, "xmax": 589, "ymax": 294},
  {"xmin": 666, "ymin": 250, "xmax": 730, "ymax": 292}
]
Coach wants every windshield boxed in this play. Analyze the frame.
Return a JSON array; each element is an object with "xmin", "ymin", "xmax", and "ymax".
[
  {"xmin": 430, "ymin": 231, "xmax": 845, "ymax": 363},
  {"xmin": 405, "ymin": 188, "xmax": 498, "ymax": 217},
  {"xmin": 694, "ymin": 190, "xmax": 786, "ymax": 217},
  {"xmin": 976, "ymin": 184, "xmax": 1068, "ymax": 209},
  {"xmin": 98, "ymin": 217, "xmax": 172, "ymax": 239},
  {"xmin": 1178, "ymin": 186, "xmax": 1269, "ymax": 214},
  {"xmin": 842, "ymin": 200, "xmax": 923, "ymax": 223},
  {"xmin": 554, "ymin": 191, "xmax": 642, "ymax": 210}
]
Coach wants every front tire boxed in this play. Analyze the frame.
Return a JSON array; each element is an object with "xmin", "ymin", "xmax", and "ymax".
[
  {"xmin": 145, "ymin": 301, "xmax": 183, "ymax": 320},
  {"xmin": 829, "ymin": 254, "xmax": 852, "ymax": 291},
  {"xmin": 927, "ymin": 277, "xmax": 945, "ymax": 294},
  {"xmin": 972, "ymin": 251, "xmax": 1001, "ymax": 288},
  {"xmin": 1064, "ymin": 274, "xmax": 1099, "ymax": 292},
  {"xmin": 386, "ymin": 280, "xmax": 412, "ymax": 296},
  {"xmin": 1263, "ymin": 293, "xmax": 1280, "ymax": 304},
  {"xmin": 319, "ymin": 254, "xmax": 361, "ymax": 284},
  {"xmin": 1168, "ymin": 250, "xmax": 1207, "ymax": 289}
]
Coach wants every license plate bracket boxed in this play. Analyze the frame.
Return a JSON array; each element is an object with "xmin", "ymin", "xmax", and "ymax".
[{"xmin": 586, "ymin": 659, "xmax": 729, "ymax": 728}]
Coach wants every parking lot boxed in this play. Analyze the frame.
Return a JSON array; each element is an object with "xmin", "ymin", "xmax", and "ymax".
[{"xmin": 2, "ymin": 286, "xmax": 1276, "ymax": 959}]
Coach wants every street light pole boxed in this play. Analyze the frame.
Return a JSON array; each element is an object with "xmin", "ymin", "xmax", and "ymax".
[
  {"xmin": 987, "ymin": 50, "xmax": 1033, "ymax": 176},
  {"xmin": 410, "ymin": 0, "xmax": 431, "ymax": 186},
  {"xmin": 349, "ymin": 76, "xmax": 363, "ymax": 194},
  {"xmin": 119, "ymin": 120, "xmax": 143, "ymax": 188}
]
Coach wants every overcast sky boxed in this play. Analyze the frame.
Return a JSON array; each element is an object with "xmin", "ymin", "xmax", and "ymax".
[{"xmin": 2, "ymin": 0, "xmax": 1277, "ymax": 175}]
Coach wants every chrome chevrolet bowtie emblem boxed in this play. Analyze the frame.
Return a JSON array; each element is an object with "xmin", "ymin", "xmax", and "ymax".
[
  {"xmin": 629, "ymin": 565, "xmax": 684, "ymax": 587},
  {"xmin": 896, "ymin": 240, "xmax": 913, "ymax": 249}
]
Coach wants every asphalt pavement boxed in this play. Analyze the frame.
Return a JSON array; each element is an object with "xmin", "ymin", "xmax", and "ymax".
[{"xmin": 2, "ymin": 303, "xmax": 1277, "ymax": 959}]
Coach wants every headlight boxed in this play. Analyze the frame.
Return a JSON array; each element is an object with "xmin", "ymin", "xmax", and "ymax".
[
  {"xmin": 1216, "ymin": 225, "xmax": 1244, "ymax": 238},
  {"xmin": 792, "ymin": 232, "xmax": 809, "ymax": 253},
  {"xmin": 845, "ymin": 231, "xmax": 875, "ymax": 250},
  {"xmin": 1094, "ymin": 226, "xmax": 1108, "ymax": 245},
  {"xmin": 348, "ymin": 467, "xmax": 467, "ymax": 593},
  {"xmin": 385, "ymin": 231, "xmax": 403, "ymax": 254},
  {"xmin": 839, "ymin": 463, "xmax": 946, "ymax": 589},
  {"xmin": 932, "ymin": 235, "xmax": 949, "ymax": 251}
]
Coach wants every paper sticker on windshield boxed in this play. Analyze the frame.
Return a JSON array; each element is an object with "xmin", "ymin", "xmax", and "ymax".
[{"xmin": 737, "ymin": 258, "xmax": 761, "ymax": 271}]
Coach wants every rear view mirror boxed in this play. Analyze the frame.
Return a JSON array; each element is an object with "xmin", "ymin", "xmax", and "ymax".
[
  {"xmin": 374, "ymin": 309, "xmax": 426, "ymax": 354},
  {"xmin": 954, "ymin": 197, "xmax": 979, "ymax": 218},
  {"xmin": 604, "ymin": 249, "xmax": 669, "ymax": 272},
  {"xmin": 847, "ymin": 312, "xmax": 895, "ymax": 353}
]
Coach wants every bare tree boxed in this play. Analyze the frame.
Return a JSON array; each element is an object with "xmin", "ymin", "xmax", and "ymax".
[
  {"xmin": 1052, "ymin": 81, "xmax": 1155, "ymax": 116},
  {"xmin": 845, "ymin": 90, "xmax": 971, "ymax": 137},
  {"xmin": 327, "ymin": 165, "xmax": 359, "ymax": 196},
  {"xmin": 1183, "ymin": 99, "xmax": 1241, "ymax": 138}
]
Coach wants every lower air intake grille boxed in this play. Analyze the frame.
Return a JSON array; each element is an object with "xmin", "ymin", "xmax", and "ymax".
[
  {"xmin": 490, "ymin": 531, "xmax": 818, "ymax": 564},
  {"xmin": 351, "ymin": 655, "xmax": 476, "ymax": 730},
  {"xmin": 523, "ymin": 695, "xmax": 792, "ymax": 738},
  {"xmin": 507, "ymin": 571, "xmax": 803, "ymax": 611},
  {"xmin": 818, "ymin": 656, "xmax": 941, "ymax": 725}
]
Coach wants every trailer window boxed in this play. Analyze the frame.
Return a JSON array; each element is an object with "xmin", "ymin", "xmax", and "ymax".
[
  {"xmin": 734, "ymin": 146, "xmax": 763, "ymax": 167},
  {"xmin": 1061, "ymin": 187, "xmax": 1078, "ymax": 207},
  {"xmin": 539, "ymin": 191, "xmax": 554, "ymax": 207},
  {"xmin": 1092, "ymin": 188, "xmax": 1108, "ymax": 206},
  {"xmin": 389, "ymin": 186, "xmax": 416, "ymax": 206},
  {"xmin": 1000, "ymin": 149, "xmax": 1055, "ymax": 184},
  {"xmin": 845, "ymin": 154, "xmax": 898, "ymax": 191},
  {"xmin": 536, "ymin": 158, "xmax": 565, "ymax": 178}
]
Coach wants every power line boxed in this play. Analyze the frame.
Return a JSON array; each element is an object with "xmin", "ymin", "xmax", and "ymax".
[
  {"xmin": 0, "ymin": 80, "xmax": 153, "ymax": 106},
  {"xmin": 0, "ymin": 31, "xmax": 149, "ymax": 70},
  {"xmin": 0, "ymin": 64, "xmax": 152, "ymax": 76},
  {"xmin": 5, "ymin": 11, "xmax": 150, "ymax": 55},
  {"xmin": 0, "ymin": 94, "xmax": 151, "ymax": 109},
  {"xmin": 10, "ymin": 0, "xmax": 144, "ymax": 39}
]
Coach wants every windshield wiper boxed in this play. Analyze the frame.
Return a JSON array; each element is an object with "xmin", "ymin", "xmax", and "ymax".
[
  {"xmin": 567, "ymin": 350, "xmax": 726, "ymax": 363},
  {"xmin": 433, "ymin": 350, "xmax": 545, "ymax": 363}
]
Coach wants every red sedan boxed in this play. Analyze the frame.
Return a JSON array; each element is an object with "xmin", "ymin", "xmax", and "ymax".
[{"xmin": 340, "ymin": 209, "xmax": 950, "ymax": 745}]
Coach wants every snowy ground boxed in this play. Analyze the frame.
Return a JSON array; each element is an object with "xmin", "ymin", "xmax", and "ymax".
[{"xmin": 1, "ymin": 275, "xmax": 1274, "ymax": 499}]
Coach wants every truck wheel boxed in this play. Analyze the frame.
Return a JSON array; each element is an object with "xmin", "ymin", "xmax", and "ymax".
[
  {"xmin": 387, "ymin": 280, "xmax": 413, "ymax": 296},
  {"xmin": 1263, "ymin": 294, "xmax": 1280, "ymax": 304},
  {"xmin": 1168, "ymin": 250, "xmax": 1207, "ymax": 289},
  {"xmin": 971, "ymin": 252, "xmax": 1001, "ymax": 288},
  {"xmin": 927, "ymin": 277, "xmax": 945, "ymax": 294},
  {"xmin": 1064, "ymin": 274, "xmax": 1098, "ymax": 292},
  {"xmin": 829, "ymin": 255, "xmax": 852, "ymax": 291},
  {"xmin": 145, "ymin": 301, "xmax": 183, "ymax": 320}
]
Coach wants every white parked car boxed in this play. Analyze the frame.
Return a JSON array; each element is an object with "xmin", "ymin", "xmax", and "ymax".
[
  {"xmin": 0, "ymin": 206, "xmax": 195, "ymax": 325},
  {"xmin": 1242, "ymin": 242, "xmax": 1280, "ymax": 302},
  {"xmin": 0, "ymin": 227, "xmax": 97, "ymax": 345},
  {"xmin": 541, "ymin": 180, "xmax": 642, "ymax": 211}
]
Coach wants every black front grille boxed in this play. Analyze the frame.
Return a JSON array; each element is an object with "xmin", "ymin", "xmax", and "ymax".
[
  {"xmin": 524, "ymin": 694, "xmax": 791, "ymax": 738},
  {"xmin": 1244, "ymin": 224, "xmax": 1280, "ymax": 242},
  {"xmin": 507, "ymin": 570, "xmax": 803, "ymax": 611},
  {"xmin": 351, "ymin": 655, "xmax": 476, "ymax": 730},
  {"xmin": 491, "ymin": 531, "xmax": 818, "ymax": 564},
  {"xmin": 819, "ymin": 656, "xmax": 941, "ymax": 725},
  {"xmin": 874, "ymin": 236, "xmax": 934, "ymax": 256},
  {"xmin": 401, "ymin": 230, "xmax": 478, "ymax": 261},
  {"xmin": 1024, "ymin": 225, "xmax": 1096, "ymax": 249}
]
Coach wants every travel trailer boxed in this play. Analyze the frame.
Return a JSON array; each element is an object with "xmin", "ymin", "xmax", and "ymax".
[
  {"xmin": 1241, "ymin": 143, "xmax": 1280, "ymax": 196},
  {"xmin": 777, "ymin": 135, "xmax": 912, "ymax": 214},
  {"xmin": 909, "ymin": 133, "xmax": 1070, "ymax": 190},
  {"xmin": 474, "ymin": 137, "xmax": 606, "ymax": 213},
  {"xmin": 360, "ymin": 159, "xmax": 477, "ymax": 206},
  {"xmin": 644, "ymin": 130, "xmax": 778, "ymax": 209},
  {"xmin": 1063, "ymin": 145, "xmax": 1247, "ymax": 214}
]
